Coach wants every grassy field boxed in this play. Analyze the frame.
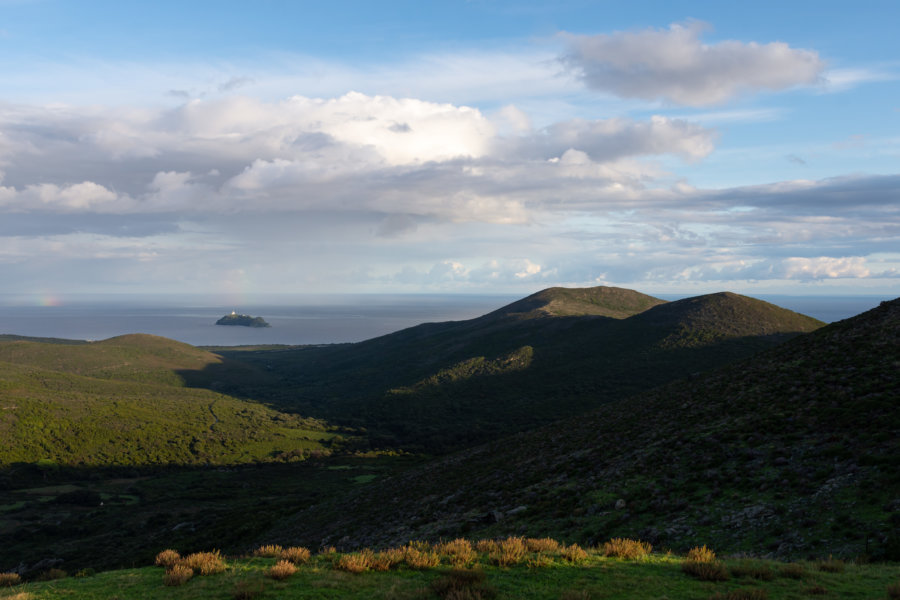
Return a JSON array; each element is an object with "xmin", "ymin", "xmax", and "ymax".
[{"xmin": 2, "ymin": 539, "xmax": 898, "ymax": 599}]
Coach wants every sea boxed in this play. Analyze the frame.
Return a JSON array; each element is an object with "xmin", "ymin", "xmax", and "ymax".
[{"xmin": 0, "ymin": 293, "xmax": 892, "ymax": 347}]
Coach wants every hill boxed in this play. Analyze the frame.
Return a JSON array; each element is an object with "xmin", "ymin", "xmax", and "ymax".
[
  {"xmin": 266, "ymin": 298, "xmax": 898, "ymax": 560},
  {"xmin": 210, "ymin": 288, "xmax": 823, "ymax": 451}
]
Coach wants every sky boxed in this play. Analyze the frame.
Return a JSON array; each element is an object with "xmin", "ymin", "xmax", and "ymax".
[{"xmin": 0, "ymin": 0, "xmax": 898, "ymax": 300}]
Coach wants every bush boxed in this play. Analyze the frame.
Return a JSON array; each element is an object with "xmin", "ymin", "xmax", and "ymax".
[
  {"xmin": 279, "ymin": 546, "xmax": 311, "ymax": 564},
  {"xmin": 602, "ymin": 538, "xmax": 652, "ymax": 560},
  {"xmin": 254, "ymin": 544, "xmax": 283, "ymax": 558},
  {"xmin": 475, "ymin": 539, "xmax": 498, "ymax": 554},
  {"xmin": 438, "ymin": 539, "xmax": 477, "ymax": 566},
  {"xmin": 525, "ymin": 538, "xmax": 560, "ymax": 553},
  {"xmin": 686, "ymin": 545, "xmax": 716, "ymax": 563},
  {"xmin": 164, "ymin": 564, "xmax": 194, "ymax": 586},
  {"xmin": 154, "ymin": 549, "xmax": 181, "ymax": 568},
  {"xmin": 336, "ymin": 549, "xmax": 374, "ymax": 573},
  {"xmin": 778, "ymin": 563, "xmax": 805, "ymax": 579},
  {"xmin": 180, "ymin": 550, "xmax": 226, "ymax": 575},
  {"xmin": 682, "ymin": 560, "xmax": 730, "ymax": 582},
  {"xmin": 404, "ymin": 546, "xmax": 440, "ymax": 569},
  {"xmin": 430, "ymin": 568, "xmax": 496, "ymax": 600},
  {"xmin": 0, "ymin": 573, "xmax": 21, "ymax": 587},
  {"xmin": 371, "ymin": 548, "xmax": 405, "ymax": 571},
  {"xmin": 490, "ymin": 537, "xmax": 528, "ymax": 567},
  {"xmin": 267, "ymin": 560, "xmax": 297, "ymax": 580},
  {"xmin": 35, "ymin": 568, "xmax": 67, "ymax": 581},
  {"xmin": 730, "ymin": 560, "xmax": 774, "ymax": 581},
  {"xmin": 561, "ymin": 543, "xmax": 588, "ymax": 563}
]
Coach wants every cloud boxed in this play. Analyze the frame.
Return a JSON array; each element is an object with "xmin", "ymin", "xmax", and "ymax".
[
  {"xmin": 780, "ymin": 256, "xmax": 870, "ymax": 279},
  {"xmin": 562, "ymin": 21, "xmax": 824, "ymax": 106}
]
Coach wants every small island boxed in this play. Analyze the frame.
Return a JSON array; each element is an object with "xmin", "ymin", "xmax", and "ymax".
[{"xmin": 215, "ymin": 311, "xmax": 271, "ymax": 328}]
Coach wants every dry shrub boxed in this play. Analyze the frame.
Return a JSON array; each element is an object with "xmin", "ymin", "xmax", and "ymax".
[
  {"xmin": 817, "ymin": 556, "xmax": 844, "ymax": 573},
  {"xmin": 404, "ymin": 546, "xmax": 440, "ymax": 569},
  {"xmin": 35, "ymin": 568, "xmax": 66, "ymax": 581},
  {"xmin": 254, "ymin": 544, "xmax": 283, "ymax": 558},
  {"xmin": 0, "ymin": 573, "xmax": 21, "ymax": 587},
  {"xmin": 683, "ymin": 559, "xmax": 730, "ymax": 582},
  {"xmin": 1, "ymin": 593, "xmax": 33, "ymax": 600},
  {"xmin": 731, "ymin": 560, "xmax": 774, "ymax": 581},
  {"xmin": 475, "ymin": 539, "xmax": 498, "ymax": 554},
  {"xmin": 320, "ymin": 545, "xmax": 337, "ymax": 555},
  {"xmin": 561, "ymin": 543, "xmax": 588, "ymax": 563},
  {"xmin": 525, "ymin": 538, "xmax": 560, "ymax": 553},
  {"xmin": 155, "ymin": 549, "xmax": 181, "ymax": 568},
  {"xmin": 267, "ymin": 560, "xmax": 297, "ymax": 580},
  {"xmin": 490, "ymin": 537, "xmax": 528, "ymax": 567},
  {"xmin": 279, "ymin": 546, "xmax": 311, "ymax": 564},
  {"xmin": 708, "ymin": 589, "xmax": 768, "ymax": 600},
  {"xmin": 371, "ymin": 548, "xmax": 406, "ymax": 571},
  {"xmin": 180, "ymin": 550, "xmax": 226, "ymax": 575},
  {"xmin": 526, "ymin": 555, "xmax": 553, "ymax": 569},
  {"xmin": 163, "ymin": 564, "xmax": 194, "ymax": 586},
  {"xmin": 602, "ymin": 538, "xmax": 652, "ymax": 560},
  {"xmin": 430, "ymin": 568, "xmax": 496, "ymax": 600},
  {"xmin": 336, "ymin": 549, "xmax": 374, "ymax": 573},
  {"xmin": 778, "ymin": 563, "xmax": 805, "ymax": 579},
  {"xmin": 686, "ymin": 545, "xmax": 716, "ymax": 563},
  {"xmin": 438, "ymin": 539, "xmax": 477, "ymax": 566},
  {"xmin": 887, "ymin": 583, "xmax": 900, "ymax": 600}
]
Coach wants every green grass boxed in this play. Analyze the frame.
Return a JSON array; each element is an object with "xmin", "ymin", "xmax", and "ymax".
[{"xmin": 4, "ymin": 548, "xmax": 899, "ymax": 600}]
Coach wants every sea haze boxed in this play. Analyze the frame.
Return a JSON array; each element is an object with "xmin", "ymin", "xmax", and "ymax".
[{"xmin": 0, "ymin": 293, "xmax": 891, "ymax": 347}]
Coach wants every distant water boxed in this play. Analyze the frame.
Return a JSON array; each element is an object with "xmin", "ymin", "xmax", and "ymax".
[{"xmin": 0, "ymin": 293, "xmax": 891, "ymax": 347}]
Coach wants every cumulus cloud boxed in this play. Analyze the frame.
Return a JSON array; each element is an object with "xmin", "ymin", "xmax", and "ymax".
[
  {"xmin": 780, "ymin": 256, "xmax": 871, "ymax": 279},
  {"xmin": 563, "ymin": 21, "xmax": 824, "ymax": 106}
]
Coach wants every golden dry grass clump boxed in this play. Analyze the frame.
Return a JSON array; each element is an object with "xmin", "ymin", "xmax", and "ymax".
[
  {"xmin": 279, "ymin": 546, "xmax": 312, "ymax": 564},
  {"xmin": 490, "ymin": 537, "xmax": 528, "ymax": 567},
  {"xmin": 525, "ymin": 538, "xmax": 560, "ymax": 553},
  {"xmin": 602, "ymin": 538, "xmax": 652, "ymax": 560},
  {"xmin": 0, "ymin": 573, "xmax": 22, "ymax": 587},
  {"xmin": 561, "ymin": 543, "xmax": 588, "ymax": 563},
  {"xmin": 686, "ymin": 545, "xmax": 716, "ymax": 563},
  {"xmin": 437, "ymin": 538, "xmax": 477, "ymax": 566},
  {"xmin": 163, "ymin": 564, "xmax": 194, "ymax": 587},
  {"xmin": 154, "ymin": 549, "xmax": 181, "ymax": 568},
  {"xmin": 179, "ymin": 550, "xmax": 227, "ymax": 575},
  {"xmin": 404, "ymin": 545, "xmax": 441, "ymax": 569},
  {"xmin": 682, "ymin": 558, "xmax": 730, "ymax": 582},
  {"xmin": 267, "ymin": 560, "xmax": 298, "ymax": 580},
  {"xmin": 254, "ymin": 544, "xmax": 284, "ymax": 558}
]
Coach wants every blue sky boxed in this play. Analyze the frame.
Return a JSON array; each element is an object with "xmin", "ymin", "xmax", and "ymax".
[{"xmin": 0, "ymin": 0, "xmax": 898, "ymax": 299}]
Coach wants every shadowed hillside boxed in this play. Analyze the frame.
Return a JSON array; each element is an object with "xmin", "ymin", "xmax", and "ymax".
[
  {"xmin": 267, "ymin": 298, "xmax": 898, "ymax": 560},
  {"xmin": 210, "ymin": 288, "xmax": 823, "ymax": 451}
]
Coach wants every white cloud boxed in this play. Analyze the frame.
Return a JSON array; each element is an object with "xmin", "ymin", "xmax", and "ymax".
[
  {"xmin": 563, "ymin": 21, "xmax": 824, "ymax": 106},
  {"xmin": 781, "ymin": 256, "xmax": 871, "ymax": 279}
]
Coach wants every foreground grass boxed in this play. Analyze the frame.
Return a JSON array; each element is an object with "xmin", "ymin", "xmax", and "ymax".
[{"xmin": 4, "ymin": 543, "xmax": 900, "ymax": 600}]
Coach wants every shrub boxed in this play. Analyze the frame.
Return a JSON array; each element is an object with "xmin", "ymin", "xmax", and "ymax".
[
  {"xmin": 154, "ymin": 549, "xmax": 181, "ymax": 568},
  {"xmin": 336, "ymin": 549, "xmax": 374, "ymax": 573},
  {"xmin": 404, "ymin": 546, "xmax": 441, "ymax": 569},
  {"xmin": 490, "ymin": 537, "xmax": 528, "ymax": 567},
  {"xmin": 686, "ymin": 545, "xmax": 716, "ymax": 563},
  {"xmin": 254, "ymin": 544, "xmax": 283, "ymax": 558},
  {"xmin": 438, "ymin": 539, "xmax": 477, "ymax": 566},
  {"xmin": 371, "ymin": 548, "xmax": 406, "ymax": 571},
  {"xmin": 180, "ymin": 550, "xmax": 226, "ymax": 575},
  {"xmin": 730, "ymin": 560, "xmax": 774, "ymax": 581},
  {"xmin": 561, "ymin": 543, "xmax": 588, "ymax": 563},
  {"xmin": 708, "ymin": 589, "xmax": 768, "ymax": 600},
  {"xmin": 163, "ymin": 564, "xmax": 194, "ymax": 586},
  {"xmin": 682, "ymin": 560, "xmax": 730, "ymax": 582},
  {"xmin": 887, "ymin": 582, "xmax": 900, "ymax": 600},
  {"xmin": 817, "ymin": 556, "xmax": 844, "ymax": 573},
  {"xmin": 475, "ymin": 539, "xmax": 498, "ymax": 554},
  {"xmin": 320, "ymin": 545, "xmax": 337, "ymax": 555},
  {"xmin": 279, "ymin": 546, "xmax": 311, "ymax": 564},
  {"xmin": 430, "ymin": 568, "xmax": 496, "ymax": 600},
  {"xmin": 525, "ymin": 538, "xmax": 560, "ymax": 553},
  {"xmin": 778, "ymin": 563, "xmax": 805, "ymax": 579},
  {"xmin": 0, "ymin": 573, "xmax": 21, "ymax": 587},
  {"xmin": 267, "ymin": 560, "xmax": 297, "ymax": 580},
  {"xmin": 602, "ymin": 538, "xmax": 652, "ymax": 560}
]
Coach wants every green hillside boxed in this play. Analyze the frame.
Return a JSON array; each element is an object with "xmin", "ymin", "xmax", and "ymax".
[
  {"xmin": 266, "ymin": 298, "xmax": 898, "ymax": 560},
  {"xmin": 0, "ymin": 334, "xmax": 345, "ymax": 467},
  {"xmin": 211, "ymin": 288, "xmax": 823, "ymax": 452}
]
